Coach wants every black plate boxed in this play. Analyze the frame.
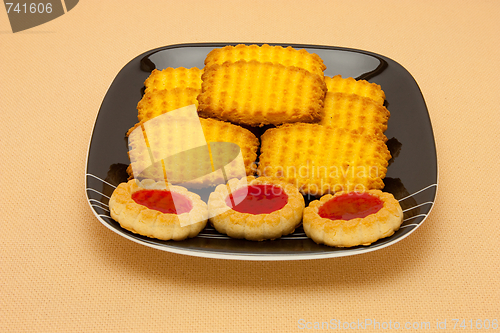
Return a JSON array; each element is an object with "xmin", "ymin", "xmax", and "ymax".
[{"xmin": 85, "ymin": 43, "xmax": 437, "ymax": 260}]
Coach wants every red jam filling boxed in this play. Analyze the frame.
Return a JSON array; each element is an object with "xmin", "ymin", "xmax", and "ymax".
[
  {"xmin": 318, "ymin": 193, "xmax": 383, "ymax": 221},
  {"xmin": 225, "ymin": 184, "xmax": 288, "ymax": 215},
  {"xmin": 132, "ymin": 190, "xmax": 192, "ymax": 214}
]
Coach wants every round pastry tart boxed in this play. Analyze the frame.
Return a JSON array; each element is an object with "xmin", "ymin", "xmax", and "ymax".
[
  {"xmin": 208, "ymin": 177, "xmax": 305, "ymax": 241},
  {"xmin": 303, "ymin": 190, "xmax": 403, "ymax": 247},
  {"xmin": 109, "ymin": 179, "xmax": 208, "ymax": 241}
]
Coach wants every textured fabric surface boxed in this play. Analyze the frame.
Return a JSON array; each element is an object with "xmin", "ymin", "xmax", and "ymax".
[{"xmin": 1, "ymin": 1, "xmax": 499, "ymax": 332}]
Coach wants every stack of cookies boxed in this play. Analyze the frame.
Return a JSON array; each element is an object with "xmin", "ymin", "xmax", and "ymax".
[
  {"xmin": 126, "ymin": 63, "xmax": 259, "ymax": 188},
  {"xmin": 127, "ymin": 44, "xmax": 392, "ymax": 196}
]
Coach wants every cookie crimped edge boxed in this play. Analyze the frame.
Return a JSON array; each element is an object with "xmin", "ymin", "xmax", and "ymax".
[
  {"xmin": 204, "ymin": 44, "xmax": 326, "ymax": 78},
  {"xmin": 303, "ymin": 190, "xmax": 403, "ymax": 247},
  {"xmin": 208, "ymin": 176, "xmax": 305, "ymax": 241},
  {"xmin": 109, "ymin": 179, "xmax": 208, "ymax": 241}
]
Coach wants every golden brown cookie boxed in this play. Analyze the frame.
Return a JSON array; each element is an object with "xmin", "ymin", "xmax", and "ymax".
[
  {"xmin": 208, "ymin": 177, "xmax": 305, "ymax": 241},
  {"xmin": 320, "ymin": 92, "xmax": 390, "ymax": 141},
  {"xmin": 324, "ymin": 75, "xmax": 385, "ymax": 105},
  {"xmin": 137, "ymin": 87, "xmax": 200, "ymax": 122},
  {"xmin": 198, "ymin": 60, "xmax": 327, "ymax": 126},
  {"xmin": 258, "ymin": 123, "xmax": 391, "ymax": 196},
  {"xmin": 144, "ymin": 67, "xmax": 203, "ymax": 93},
  {"xmin": 127, "ymin": 116, "xmax": 259, "ymax": 187},
  {"xmin": 109, "ymin": 179, "xmax": 208, "ymax": 240},
  {"xmin": 303, "ymin": 190, "xmax": 403, "ymax": 247}
]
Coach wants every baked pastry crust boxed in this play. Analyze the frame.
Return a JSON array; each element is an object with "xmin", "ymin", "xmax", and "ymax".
[
  {"xmin": 208, "ymin": 177, "xmax": 305, "ymax": 241},
  {"xmin": 109, "ymin": 179, "xmax": 208, "ymax": 241},
  {"xmin": 303, "ymin": 190, "xmax": 403, "ymax": 247}
]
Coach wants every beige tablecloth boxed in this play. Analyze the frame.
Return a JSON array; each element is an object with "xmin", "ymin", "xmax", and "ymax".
[{"xmin": 1, "ymin": 1, "xmax": 499, "ymax": 332}]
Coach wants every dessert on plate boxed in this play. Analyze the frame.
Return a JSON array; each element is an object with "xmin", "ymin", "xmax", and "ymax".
[
  {"xmin": 319, "ymin": 92, "xmax": 390, "ymax": 142},
  {"xmin": 303, "ymin": 190, "xmax": 403, "ymax": 247},
  {"xmin": 208, "ymin": 176, "xmax": 305, "ymax": 241},
  {"xmin": 324, "ymin": 75, "xmax": 386, "ymax": 105},
  {"xmin": 198, "ymin": 60, "xmax": 327, "ymax": 126},
  {"xmin": 144, "ymin": 67, "xmax": 203, "ymax": 93},
  {"xmin": 137, "ymin": 87, "xmax": 200, "ymax": 122},
  {"xmin": 258, "ymin": 123, "xmax": 391, "ymax": 196},
  {"xmin": 109, "ymin": 179, "xmax": 208, "ymax": 241},
  {"xmin": 126, "ymin": 116, "xmax": 259, "ymax": 187}
]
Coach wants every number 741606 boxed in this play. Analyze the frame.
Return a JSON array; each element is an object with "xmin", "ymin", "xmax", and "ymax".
[{"xmin": 5, "ymin": 3, "xmax": 53, "ymax": 14}]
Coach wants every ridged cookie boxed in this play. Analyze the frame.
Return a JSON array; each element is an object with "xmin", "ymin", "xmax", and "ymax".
[
  {"xmin": 137, "ymin": 87, "xmax": 200, "ymax": 122},
  {"xmin": 320, "ymin": 92, "xmax": 390, "ymax": 141},
  {"xmin": 198, "ymin": 60, "xmax": 327, "ymax": 126},
  {"xmin": 258, "ymin": 123, "xmax": 391, "ymax": 196},
  {"xmin": 144, "ymin": 67, "xmax": 203, "ymax": 93},
  {"xmin": 324, "ymin": 75, "xmax": 385, "ymax": 105},
  {"xmin": 127, "ymin": 117, "xmax": 259, "ymax": 187}
]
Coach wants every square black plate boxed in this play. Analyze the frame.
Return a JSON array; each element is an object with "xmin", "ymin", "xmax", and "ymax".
[{"xmin": 85, "ymin": 43, "xmax": 437, "ymax": 260}]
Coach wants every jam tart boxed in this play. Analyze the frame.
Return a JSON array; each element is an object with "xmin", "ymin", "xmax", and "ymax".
[
  {"xmin": 109, "ymin": 179, "xmax": 208, "ymax": 241},
  {"xmin": 303, "ymin": 190, "xmax": 403, "ymax": 247},
  {"xmin": 208, "ymin": 177, "xmax": 305, "ymax": 241}
]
